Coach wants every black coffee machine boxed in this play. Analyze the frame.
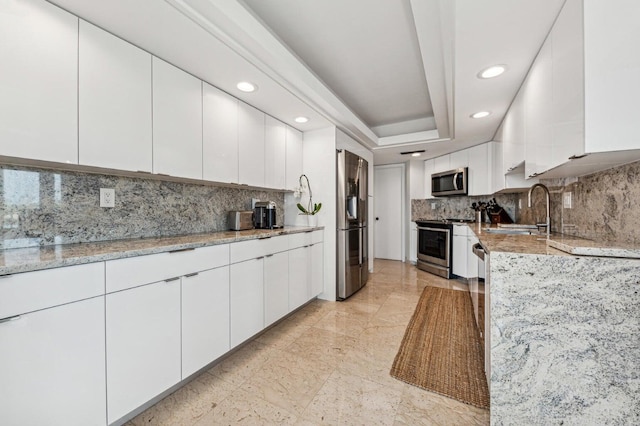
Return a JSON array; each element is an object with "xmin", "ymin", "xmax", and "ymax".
[{"xmin": 254, "ymin": 201, "xmax": 277, "ymax": 229}]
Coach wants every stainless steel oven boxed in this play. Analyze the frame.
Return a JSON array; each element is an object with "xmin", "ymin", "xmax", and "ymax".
[{"xmin": 416, "ymin": 220, "xmax": 452, "ymax": 278}]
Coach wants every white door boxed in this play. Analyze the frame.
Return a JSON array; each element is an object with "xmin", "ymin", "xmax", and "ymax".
[{"xmin": 374, "ymin": 165, "xmax": 404, "ymax": 261}]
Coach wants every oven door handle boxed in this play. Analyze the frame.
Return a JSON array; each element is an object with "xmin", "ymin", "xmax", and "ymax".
[
  {"xmin": 417, "ymin": 226, "xmax": 450, "ymax": 233},
  {"xmin": 453, "ymin": 172, "xmax": 459, "ymax": 190}
]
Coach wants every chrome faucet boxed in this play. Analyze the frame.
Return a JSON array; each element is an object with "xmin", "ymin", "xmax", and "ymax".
[{"xmin": 527, "ymin": 183, "xmax": 551, "ymax": 236}]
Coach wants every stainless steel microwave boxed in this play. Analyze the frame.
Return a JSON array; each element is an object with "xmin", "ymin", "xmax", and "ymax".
[{"xmin": 431, "ymin": 167, "xmax": 468, "ymax": 196}]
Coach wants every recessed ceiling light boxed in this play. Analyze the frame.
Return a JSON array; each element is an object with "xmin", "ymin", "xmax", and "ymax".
[
  {"xmin": 478, "ymin": 65, "xmax": 506, "ymax": 79},
  {"xmin": 294, "ymin": 116, "xmax": 309, "ymax": 123},
  {"xmin": 471, "ymin": 111, "xmax": 491, "ymax": 119},
  {"xmin": 411, "ymin": 153, "xmax": 421, "ymax": 157},
  {"xmin": 236, "ymin": 81, "xmax": 257, "ymax": 92}
]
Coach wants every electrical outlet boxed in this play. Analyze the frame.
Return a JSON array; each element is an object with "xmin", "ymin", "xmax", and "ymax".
[
  {"xmin": 563, "ymin": 192, "xmax": 572, "ymax": 209},
  {"xmin": 100, "ymin": 188, "xmax": 115, "ymax": 208},
  {"xmin": 431, "ymin": 202, "xmax": 436, "ymax": 210},
  {"xmin": 518, "ymin": 198, "xmax": 522, "ymax": 209}
]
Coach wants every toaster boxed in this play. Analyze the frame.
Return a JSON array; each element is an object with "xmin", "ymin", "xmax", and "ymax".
[{"xmin": 228, "ymin": 211, "xmax": 254, "ymax": 231}]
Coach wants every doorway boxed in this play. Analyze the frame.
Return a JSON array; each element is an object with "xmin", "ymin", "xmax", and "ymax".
[{"xmin": 373, "ymin": 164, "xmax": 404, "ymax": 261}]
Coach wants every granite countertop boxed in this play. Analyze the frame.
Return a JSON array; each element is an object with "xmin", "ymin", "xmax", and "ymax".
[
  {"xmin": 0, "ymin": 226, "xmax": 323, "ymax": 276},
  {"xmin": 469, "ymin": 222, "xmax": 640, "ymax": 258}
]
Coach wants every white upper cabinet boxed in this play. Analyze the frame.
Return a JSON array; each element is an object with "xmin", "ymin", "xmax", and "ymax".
[
  {"xmin": 238, "ymin": 102, "xmax": 265, "ymax": 187},
  {"xmin": 423, "ymin": 159, "xmax": 435, "ymax": 199},
  {"xmin": 285, "ymin": 126, "xmax": 303, "ymax": 190},
  {"xmin": 449, "ymin": 150, "xmax": 469, "ymax": 170},
  {"xmin": 0, "ymin": 0, "xmax": 78, "ymax": 164},
  {"xmin": 433, "ymin": 155, "xmax": 450, "ymax": 173},
  {"xmin": 79, "ymin": 21, "xmax": 152, "ymax": 172},
  {"xmin": 501, "ymin": 87, "xmax": 526, "ymax": 174},
  {"xmin": 203, "ymin": 83, "xmax": 239, "ymax": 184},
  {"xmin": 264, "ymin": 116, "xmax": 287, "ymax": 189},
  {"xmin": 152, "ymin": 58, "xmax": 203, "ymax": 180},
  {"xmin": 468, "ymin": 143, "xmax": 490, "ymax": 196}
]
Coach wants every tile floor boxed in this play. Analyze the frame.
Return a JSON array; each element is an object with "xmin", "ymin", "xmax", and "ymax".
[{"xmin": 126, "ymin": 259, "xmax": 490, "ymax": 425}]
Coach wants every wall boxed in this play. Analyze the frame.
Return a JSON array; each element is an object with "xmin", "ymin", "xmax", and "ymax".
[
  {"xmin": 517, "ymin": 160, "xmax": 640, "ymax": 243},
  {"xmin": 0, "ymin": 165, "xmax": 284, "ymax": 249}
]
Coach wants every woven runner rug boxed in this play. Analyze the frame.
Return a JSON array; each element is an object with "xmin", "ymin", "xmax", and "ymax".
[{"xmin": 390, "ymin": 286, "xmax": 490, "ymax": 409}]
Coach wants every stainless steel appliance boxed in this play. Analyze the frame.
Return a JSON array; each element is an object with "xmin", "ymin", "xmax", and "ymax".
[
  {"xmin": 254, "ymin": 201, "xmax": 277, "ymax": 229},
  {"xmin": 337, "ymin": 149, "xmax": 368, "ymax": 300},
  {"xmin": 415, "ymin": 218, "xmax": 473, "ymax": 278},
  {"xmin": 228, "ymin": 210, "xmax": 254, "ymax": 231},
  {"xmin": 431, "ymin": 167, "xmax": 468, "ymax": 196}
]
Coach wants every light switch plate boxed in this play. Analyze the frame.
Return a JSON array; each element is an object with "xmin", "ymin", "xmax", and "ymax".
[
  {"xmin": 563, "ymin": 192, "xmax": 572, "ymax": 209},
  {"xmin": 100, "ymin": 188, "xmax": 115, "ymax": 208},
  {"xmin": 431, "ymin": 202, "xmax": 436, "ymax": 210}
]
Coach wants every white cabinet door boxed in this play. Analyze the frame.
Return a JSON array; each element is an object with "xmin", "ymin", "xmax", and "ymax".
[
  {"xmin": 468, "ymin": 144, "xmax": 489, "ymax": 196},
  {"xmin": 433, "ymin": 155, "xmax": 450, "ymax": 173},
  {"xmin": 467, "ymin": 234, "xmax": 479, "ymax": 279},
  {"xmin": 0, "ymin": 297, "xmax": 106, "ymax": 426},
  {"xmin": 502, "ymin": 88, "xmax": 526, "ymax": 173},
  {"xmin": 288, "ymin": 246, "xmax": 310, "ymax": 311},
  {"xmin": 152, "ymin": 57, "xmax": 203, "ymax": 180},
  {"xmin": 524, "ymin": 38, "xmax": 553, "ymax": 178},
  {"xmin": 310, "ymin": 242, "xmax": 324, "ymax": 297},
  {"xmin": 230, "ymin": 258, "xmax": 264, "ymax": 348},
  {"xmin": 106, "ymin": 280, "xmax": 181, "ymax": 423},
  {"xmin": 551, "ymin": 0, "xmax": 584, "ymax": 165},
  {"xmin": 265, "ymin": 116, "xmax": 287, "ymax": 189},
  {"xmin": 423, "ymin": 159, "xmax": 435, "ymax": 199},
  {"xmin": 452, "ymin": 234, "xmax": 468, "ymax": 278},
  {"xmin": 285, "ymin": 126, "xmax": 303, "ymax": 190},
  {"xmin": 238, "ymin": 102, "xmax": 265, "ymax": 187},
  {"xmin": 264, "ymin": 251, "xmax": 289, "ymax": 327},
  {"xmin": 182, "ymin": 266, "xmax": 230, "ymax": 378},
  {"xmin": 79, "ymin": 20, "xmax": 152, "ymax": 172},
  {"xmin": 203, "ymin": 83, "xmax": 238, "ymax": 184},
  {"xmin": 0, "ymin": 0, "xmax": 78, "ymax": 164},
  {"xmin": 449, "ymin": 150, "xmax": 468, "ymax": 170}
]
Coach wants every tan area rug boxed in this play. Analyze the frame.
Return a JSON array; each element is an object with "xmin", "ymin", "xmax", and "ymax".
[{"xmin": 390, "ymin": 286, "xmax": 490, "ymax": 409}]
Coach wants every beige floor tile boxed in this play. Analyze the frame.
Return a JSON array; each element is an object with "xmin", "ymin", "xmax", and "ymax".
[
  {"xmin": 127, "ymin": 372, "xmax": 237, "ymax": 426},
  {"xmin": 393, "ymin": 384, "xmax": 489, "ymax": 425},
  {"xmin": 351, "ymin": 323, "xmax": 407, "ymax": 364},
  {"xmin": 195, "ymin": 388, "xmax": 298, "ymax": 426},
  {"xmin": 301, "ymin": 370, "xmax": 403, "ymax": 425},
  {"xmin": 284, "ymin": 327, "xmax": 359, "ymax": 367},
  {"xmin": 207, "ymin": 341, "xmax": 275, "ymax": 386},
  {"xmin": 312, "ymin": 309, "xmax": 370, "ymax": 338},
  {"xmin": 240, "ymin": 349, "xmax": 335, "ymax": 415},
  {"xmin": 337, "ymin": 346, "xmax": 404, "ymax": 391},
  {"xmin": 255, "ymin": 319, "xmax": 312, "ymax": 350}
]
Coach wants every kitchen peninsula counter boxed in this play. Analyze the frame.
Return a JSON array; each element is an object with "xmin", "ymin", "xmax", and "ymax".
[
  {"xmin": 468, "ymin": 223, "xmax": 640, "ymax": 424},
  {"xmin": 0, "ymin": 226, "xmax": 323, "ymax": 276}
]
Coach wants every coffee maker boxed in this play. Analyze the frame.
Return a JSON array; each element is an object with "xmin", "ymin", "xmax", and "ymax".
[{"xmin": 254, "ymin": 201, "xmax": 277, "ymax": 229}]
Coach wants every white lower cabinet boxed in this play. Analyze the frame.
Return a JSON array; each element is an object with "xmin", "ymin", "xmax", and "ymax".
[
  {"xmin": 0, "ymin": 296, "xmax": 106, "ymax": 426},
  {"xmin": 289, "ymin": 245, "xmax": 310, "ymax": 311},
  {"xmin": 264, "ymin": 251, "xmax": 289, "ymax": 327},
  {"xmin": 230, "ymin": 257, "xmax": 264, "ymax": 348},
  {"xmin": 311, "ymin": 242, "xmax": 324, "ymax": 297},
  {"xmin": 182, "ymin": 266, "xmax": 230, "ymax": 378},
  {"xmin": 452, "ymin": 225, "xmax": 469, "ymax": 278},
  {"xmin": 106, "ymin": 279, "xmax": 181, "ymax": 424}
]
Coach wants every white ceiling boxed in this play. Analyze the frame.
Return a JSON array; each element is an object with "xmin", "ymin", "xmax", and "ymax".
[{"xmin": 48, "ymin": 0, "xmax": 565, "ymax": 165}]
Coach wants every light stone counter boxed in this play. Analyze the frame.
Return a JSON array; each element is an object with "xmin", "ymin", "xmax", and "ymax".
[
  {"xmin": 469, "ymin": 224, "xmax": 640, "ymax": 424},
  {"xmin": 0, "ymin": 226, "xmax": 323, "ymax": 276}
]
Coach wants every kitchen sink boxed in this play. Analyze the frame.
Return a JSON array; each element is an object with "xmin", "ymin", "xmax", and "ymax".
[{"xmin": 482, "ymin": 225, "xmax": 541, "ymax": 235}]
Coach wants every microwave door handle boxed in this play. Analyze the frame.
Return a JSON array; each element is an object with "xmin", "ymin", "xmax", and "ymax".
[{"xmin": 453, "ymin": 172, "xmax": 459, "ymax": 190}]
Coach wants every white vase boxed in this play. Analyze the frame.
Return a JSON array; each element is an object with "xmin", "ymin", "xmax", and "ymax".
[{"xmin": 306, "ymin": 214, "xmax": 318, "ymax": 227}]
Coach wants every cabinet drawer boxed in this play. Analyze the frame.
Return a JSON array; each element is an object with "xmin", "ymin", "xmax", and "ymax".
[
  {"xmin": 0, "ymin": 262, "xmax": 104, "ymax": 319},
  {"xmin": 289, "ymin": 232, "xmax": 313, "ymax": 249},
  {"xmin": 106, "ymin": 244, "xmax": 229, "ymax": 293},
  {"xmin": 261, "ymin": 234, "xmax": 289, "ymax": 254},
  {"xmin": 311, "ymin": 230, "xmax": 324, "ymax": 244},
  {"xmin": 453, "ymin": 224, "xmax": 470, "ymax": 236},
  {"xmin": 230, "ymin": 239, "xmax": 266, "ymax": 264}
]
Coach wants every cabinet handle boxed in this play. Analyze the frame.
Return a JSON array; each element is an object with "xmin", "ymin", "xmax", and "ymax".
[
  {"xmin": 256, "ymin": 256, "xmax": 264, "ymax": 260},
  {"xmin": 305, "ymin": 230, "xmax": 313, "ymax": 233},
  {"xmin": 165, "ymin": 277, "xmax": 180, "ymax": 283},
  {"xmin": 184, "ymin": 272, "xmax": 199, "ymax": 278},
  {"xmin": 259, "ymin": 236, "xmax": 272, "ymax": 240},
  {"xmin": 0, "ymin": 274, "xmax": 13, "ymax": 279},
  {"xmin": 568, "ymin": 153, "xmax": 588, "ymax": 160},
  {"xmin": 169, "ymin": 247, "xmax": 195, "ymax": 254},
  {"xmin": 265, "ymin": 254, "xmax": 274, "ymax": 258},
  {"xmin": 0, "ymin": 315, "xmax": 22, "ymax": 324}
]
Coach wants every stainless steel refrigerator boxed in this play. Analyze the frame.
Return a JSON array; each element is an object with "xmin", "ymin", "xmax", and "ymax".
[{"xmin": 336, "ymin": 149, "xmax": 369, "ymax": 300}]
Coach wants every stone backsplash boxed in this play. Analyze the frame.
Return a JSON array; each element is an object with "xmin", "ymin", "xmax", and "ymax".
[
  {"xmin": 413, "ymin": 160, "xmax": 640, "ymax": 244},
  {"xmin": 412, "ymin": 194, "xmax": 519, "ymax": 223},
  {"xmin": 0, "ymin": 165, "xmax": 284, "ymax": 249}
]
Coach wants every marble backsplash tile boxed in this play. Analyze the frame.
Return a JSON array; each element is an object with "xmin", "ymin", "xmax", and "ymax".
[
  {"xmin": 0, "ymin": 165, "xmax": 284, "ymax": 249},
  {"xmin": 411, "ymin": 194, "xmax": 519, "ymax": 224}
]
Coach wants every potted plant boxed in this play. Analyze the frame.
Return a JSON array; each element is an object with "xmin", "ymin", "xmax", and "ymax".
[{"xmin": 295, "ymin": 174, "xmax": 322, "ymax": 226}]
